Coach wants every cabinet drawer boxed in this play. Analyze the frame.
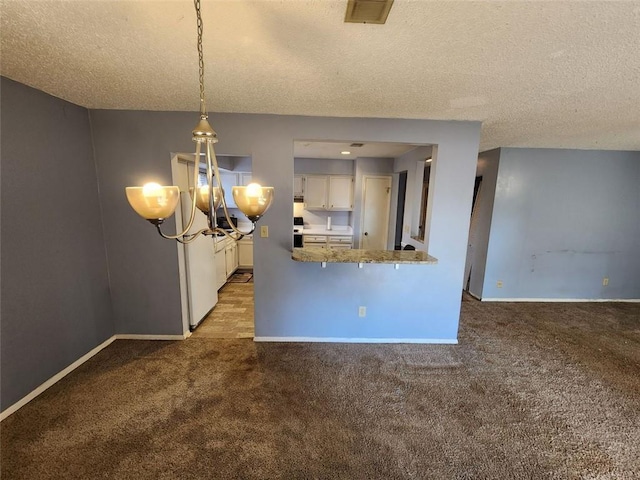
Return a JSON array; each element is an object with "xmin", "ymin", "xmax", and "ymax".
[
  {"xmin": 304, "ymin": 235, "xmax": 327, "ymax": 243},
  {"xmin": 328, "ymin": 236, "xmax": 352, "ymax": 244}
]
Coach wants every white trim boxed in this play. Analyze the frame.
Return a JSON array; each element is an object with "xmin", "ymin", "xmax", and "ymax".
[
  {"xmin": 1, "ymin": 336, "xmax": 117, "ymax": 421},
  {"xmin": 481, "ymin": 298, "xmax": 640, "ymax": 303},
  {"xmin": 254, "ymin": 336, "xmax": 458, "ymax": 344},
  {"xmin": 114, "ymin": 333, "xmax": 190, "ymax": 340}
]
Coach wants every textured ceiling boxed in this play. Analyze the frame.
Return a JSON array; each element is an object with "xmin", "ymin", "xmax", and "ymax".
[{"xmin": 1, "ymin": 0, "xmax": 639, "ymax": 152}]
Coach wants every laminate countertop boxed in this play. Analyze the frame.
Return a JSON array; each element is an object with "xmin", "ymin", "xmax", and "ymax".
[{"xmin": 291, "ymin": 247, "xmax": 438, "ymax": 265}]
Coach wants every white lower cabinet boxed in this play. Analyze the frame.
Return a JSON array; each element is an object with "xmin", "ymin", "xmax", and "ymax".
[
  {"xmin": 303, "ymin": 235, "xmax": 327, "ymax": 248},
  {"xmin": 225, "ymin": 241, "xmax": 238, "ymax": 278},
  {"xmin": 303, "ymin": 234, "xmax": 353, "ymax": 249},
  {"xmin": 238, "ymin": 237, "xmax": 254, "ymax": 268},
  {"xmin": 215, "ymin": 247, "xmax": 227, "ymax": 290},
  {"xmin": 214, "ymin": 236, "xmax": 239, "ymax": 290},
  {"xmin": 328, "ymin": 236, "xmax": 353, "ymax": 249}
]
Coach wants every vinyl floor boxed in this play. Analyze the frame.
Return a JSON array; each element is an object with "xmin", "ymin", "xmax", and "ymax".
[{"xmin": 190, "ymin": 282, "xmax": 254, "ymax": 339}]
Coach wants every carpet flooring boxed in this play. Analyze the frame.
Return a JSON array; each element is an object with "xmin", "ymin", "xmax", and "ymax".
[{"xmin": 1, "ymin": 300, "xmax": 639, "ymax": 479}]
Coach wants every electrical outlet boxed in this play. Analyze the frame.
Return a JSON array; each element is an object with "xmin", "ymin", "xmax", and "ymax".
[
  {"xmin": 260, "ymin": 225, "xmax": 269, "ymax": 238},
  {"xmin": 358, "ymin": 306, "xmax": 366, "ymax": 317},
  {"xmin": 602, "ymin": 277, "xmax": 609, "ymax": 286},
  {"xmin": 496, "ymin": 280, "xmax": 503, "ymax": 288}
]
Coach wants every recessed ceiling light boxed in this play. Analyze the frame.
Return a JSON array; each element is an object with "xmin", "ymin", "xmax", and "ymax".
[{"xmin": 341, "ymin": 151, "xmax": 351, "ymax": 155}]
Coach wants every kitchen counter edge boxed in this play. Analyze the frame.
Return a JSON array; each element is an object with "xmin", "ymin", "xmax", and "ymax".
[{"xmin": 291, "ymin": 248, "xmax": 438, "ymax": 265}]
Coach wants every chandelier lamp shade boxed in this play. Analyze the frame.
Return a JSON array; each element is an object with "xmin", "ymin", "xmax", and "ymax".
[{"xmin": 124, "ymin": 0, "xmax": 273, "ymax": 243}]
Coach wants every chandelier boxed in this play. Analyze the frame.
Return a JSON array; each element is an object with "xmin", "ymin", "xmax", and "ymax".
[{"xmin": 125, "ymin": 0, "xmax": 273, "ymax": 243}]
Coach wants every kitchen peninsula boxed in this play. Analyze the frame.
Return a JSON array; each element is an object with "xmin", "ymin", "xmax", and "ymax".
[{"xmin": 292, "ymin": 247, "xmax": 437, "ymax": 266}]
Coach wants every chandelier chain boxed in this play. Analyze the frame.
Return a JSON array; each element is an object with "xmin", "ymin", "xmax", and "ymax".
[{"xmin": 195, "ymin": 0, "xmax": 206, "ymax": 117}]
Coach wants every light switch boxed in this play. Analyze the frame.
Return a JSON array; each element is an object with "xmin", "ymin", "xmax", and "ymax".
[{"xmin": 260, "ymin": 225, "xmax": 269, "ymax": 238}]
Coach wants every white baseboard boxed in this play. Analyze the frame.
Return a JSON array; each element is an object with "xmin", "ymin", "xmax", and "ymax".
[
  {"xmin": 254, "ymin": 336, "xmax": 458, "ymax": 344},
  {"xmin": 481, "ymin": 298, "xmax": 640, "ymax": 303},
  {"xmin": 0, "ymin": 335, "xmax": 117, "ymax": 422},
  {"xmin": 1, "ymin": 332, "xmax": 191, "ymax": 421},
  {"xmin": 115, "ymin": 333, "xmax": 189, "ymax": 340}
]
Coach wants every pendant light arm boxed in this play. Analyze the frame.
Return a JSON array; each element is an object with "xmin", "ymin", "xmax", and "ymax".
[
  {"xmin": 156, "ymin": 225, "xmax": 211, "ymax": 244},
  {"xmin": 153, "ymin": 141, "xmax": 202, "ymax": 241},
  {"xmin": 207, "ymin": 142, "xmax": 256, "ymax": 237}
]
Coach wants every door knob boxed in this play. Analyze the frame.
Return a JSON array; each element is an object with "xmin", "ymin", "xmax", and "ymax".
[{"xmin": 364, "ymin": 232, "xmax": 368, "ymax": 236}]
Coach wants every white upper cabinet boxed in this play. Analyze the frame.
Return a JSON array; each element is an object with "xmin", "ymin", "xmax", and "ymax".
[
  {"xmin": 328, "ymin": 176, "xmax": 354, "ymax": 211},
  {"xmin": 304, "ymin": 175, "xmax": 328, "ymax": 210},
  {"xmin": 219, "ymin": 171, "xmax": 238, "ymax": 208},
  {"xmin": 240, "ymin": 173, "xmax": 252, "ymax": 186},
  {"xmin": 302, "ymin": 175, "xmax": 353, "ymax": 211},
  {"xmin": 293, "ymin": 175, "xmax": 304, "ymax": 197},
  {"xmin": 219, "ymin": 171, "xmax": 253, "ymax": 208}
]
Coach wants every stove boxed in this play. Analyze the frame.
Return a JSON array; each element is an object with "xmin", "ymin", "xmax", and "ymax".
[{"xmin": 293, "ymin": 216, "xmax": 304, "ymax": 247}]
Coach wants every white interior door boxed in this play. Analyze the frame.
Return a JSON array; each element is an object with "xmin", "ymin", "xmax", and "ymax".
[{"xmin": 360, "ymin": 176, "xmax": 392, "ymax": 250}]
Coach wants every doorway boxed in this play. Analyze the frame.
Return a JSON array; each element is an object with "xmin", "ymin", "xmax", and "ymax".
[
  {"xmin": 394, "ymin": 171, "xmax": 408, "ymax": 249},
  {"xmin": 464, "ymin": 176, "xmax": 484, "ymax": 292},
  {"xmin": 360, "ymin": 175, "xmax": 392, "ymax": 250}
]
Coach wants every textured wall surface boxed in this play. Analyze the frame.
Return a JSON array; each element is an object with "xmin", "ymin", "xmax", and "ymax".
[
  {"xmin": 482, "ymin": 148, "xmax": 640, "ymax": 300},
  {"xmin": 0, "ymin": 78, "xmax": 114, "ymax": 411},
  {"xmin": 90, "ymin": 110, "xmax": 481, "ymax": 341}
]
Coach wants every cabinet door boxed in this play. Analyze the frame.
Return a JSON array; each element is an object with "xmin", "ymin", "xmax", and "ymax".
[
  {"xmin": 293, "ymin": 175, "xmax": 304, "ymax": 197},
  {"xmin": 225, "ymin": 243, "xmax": 236, "ymax": 278},
  {"xmin": 215, "ymin": 250, "xmax": 227, "ymax": 290},
  {"xmin": 328, "ymin": 176, "xmax": 354, "ymax": 210},
  {"xmin": 238, "ymin": 241, "xmax": 254, "ymax": 268},
  {"xmin": 304, "ymin": 175, "xmax": 328, "ymax": 210},
  {"xmin": 219, "ymin": 171, "xmax": 238, "ymax": 208},
  {"xmin": 232, "ymin": 243, "xmax": 239, "ymax": 271}
]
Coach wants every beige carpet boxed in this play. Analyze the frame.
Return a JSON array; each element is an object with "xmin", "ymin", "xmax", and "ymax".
[{"xmin": 1, "ymin": 299, "xmax": 638, "ymax": 479}]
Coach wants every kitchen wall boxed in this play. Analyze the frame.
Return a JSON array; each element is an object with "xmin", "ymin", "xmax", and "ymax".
[
  {"xmin": 0, "ymin": 78, "xmax": 114, "ymax": 411},
  {"xmin": 481, "ymin": 148, "xmax": 640, "ymax": 300},
  {"xmin": 90, "ymin": 110, "xmax": 481, "ymax": 341}
]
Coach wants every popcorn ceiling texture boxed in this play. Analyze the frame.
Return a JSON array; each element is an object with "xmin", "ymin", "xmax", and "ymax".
[{"xmin": 1, "ymin": 0, "xmax": 639, "ymax": 151}]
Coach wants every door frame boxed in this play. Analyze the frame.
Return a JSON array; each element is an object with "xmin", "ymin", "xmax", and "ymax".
[{"xmin": 359, "ymin": 175, "xmax": 392, "ymax": 249}]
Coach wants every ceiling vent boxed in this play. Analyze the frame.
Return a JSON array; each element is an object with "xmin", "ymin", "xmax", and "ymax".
[
  {"xmin": 350, "ymin": 143, "xmax": 364, "ymax": 147},
  {"xmin": 344, "ymin": 0, "xmax": 394, "ymax": 24}
]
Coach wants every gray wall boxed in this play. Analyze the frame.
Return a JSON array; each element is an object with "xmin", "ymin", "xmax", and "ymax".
[
  {"xmin": 466, "ymin": 148, "xmax": 501, "ymax": 297},
  {"xmin": 482, "ymin": 148, "xmax": 640, "ymax": 299},
  {"xmin": 90, "ymin": 110, "xmax": 481, "ymax": 340},
  {"xmin": 294, "ymin": 157, "xmax": 354, "ymax": 175},
  {"xmin": 1, "ymin": 78, "xmax": 114, "ymax": 411}
]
